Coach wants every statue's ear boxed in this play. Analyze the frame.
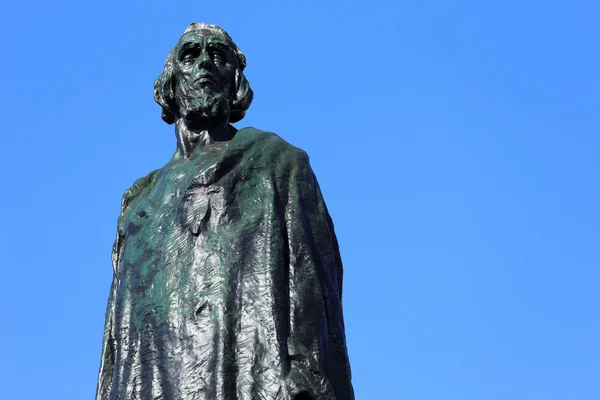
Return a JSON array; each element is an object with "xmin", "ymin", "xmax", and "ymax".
[{"xmin": 230, "ymin": 67, "xmax": 253, "ymax": 123}]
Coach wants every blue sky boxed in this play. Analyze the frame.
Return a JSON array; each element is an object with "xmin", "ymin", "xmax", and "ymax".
[{"xmin": 1, "ymin": 1, "xmax": 598, "ymax": 398}]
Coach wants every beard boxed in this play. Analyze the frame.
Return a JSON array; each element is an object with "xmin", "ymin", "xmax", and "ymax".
[{"xmin": 176, "ymin": 85, "xmax": 231, "ymax": 127}]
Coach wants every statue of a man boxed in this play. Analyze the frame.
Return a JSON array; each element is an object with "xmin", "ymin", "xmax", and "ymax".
[{"xmin": 96, "ymin": 23, "xmax": 354, "ymax": 400}]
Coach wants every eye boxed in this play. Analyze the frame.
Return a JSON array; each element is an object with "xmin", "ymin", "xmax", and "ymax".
[
  {"xmin": 180, "ymin": 47, "xmax": 200, "ymax": 64},
  {"xmin": 210, "ymin": 47, "xmax": 227, "ymax": 65}
]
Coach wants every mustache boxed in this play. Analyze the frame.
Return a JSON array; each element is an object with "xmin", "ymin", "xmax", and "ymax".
[
  {"xmin": 194, "ymin": 73, "xmax": 216, "ymax": 84},
  {"xmin": 183, "ymin": 83, "xmax": 221, "ymax": 94},
  {"xmin": 177, "ymin": 76, "xmax": 219, "ymax": 93},
  {"xmin": 189, "ymin": 74, "xmax": 217, "ymax": 89}
]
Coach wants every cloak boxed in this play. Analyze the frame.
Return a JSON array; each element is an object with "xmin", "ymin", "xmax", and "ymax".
[{"xmin": 96, "ymin": 128, "xmax": 354, "ymax": 400}]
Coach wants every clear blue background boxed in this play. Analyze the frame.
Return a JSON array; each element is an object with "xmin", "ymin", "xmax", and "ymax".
[{"xmin": 1, "ymin": 1, "xmax": 598, "ymax": 398}]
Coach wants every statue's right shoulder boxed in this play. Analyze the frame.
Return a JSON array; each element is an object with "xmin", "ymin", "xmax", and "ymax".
[
  {"xmin": 112, "ymin": 169, "xmax": 159, "ymax": 275},
  {"xmin": 119, "ymin": 169, "xmax": 159, "ymax": 219}
]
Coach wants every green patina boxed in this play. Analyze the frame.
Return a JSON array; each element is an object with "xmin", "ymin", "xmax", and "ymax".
[{"xmin": 96, "ymin": 22, "xmax": 354, "ymax": 400}]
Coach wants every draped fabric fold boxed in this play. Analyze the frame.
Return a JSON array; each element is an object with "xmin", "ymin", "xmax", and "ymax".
[{"xmin": 96, "ymin": 128, "xmax": 354, "ymax": 400}]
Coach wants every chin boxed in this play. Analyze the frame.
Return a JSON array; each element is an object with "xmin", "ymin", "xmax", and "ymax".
[
  {"xmin": 177, "ymin": 86, "xmax": 232, "ymax": 124},
  {"xmin": 182, "ymin": 100, "xmax": 230, "ymax": 127}
]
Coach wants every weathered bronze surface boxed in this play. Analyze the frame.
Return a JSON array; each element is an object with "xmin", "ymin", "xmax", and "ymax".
[{"xmin": 96, "ymin": 23, "xmax": 354, "ymax": 400}]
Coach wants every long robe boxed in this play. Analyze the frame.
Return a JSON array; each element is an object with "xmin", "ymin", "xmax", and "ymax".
[{"xmin": 95, "ymin": 128, "xmax": 354, "ymax": 400}]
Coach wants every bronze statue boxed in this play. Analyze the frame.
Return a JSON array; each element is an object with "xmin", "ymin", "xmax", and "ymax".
[{"xmin": 96, "ymin": 23, "xmax": 354, "ymax": 400}]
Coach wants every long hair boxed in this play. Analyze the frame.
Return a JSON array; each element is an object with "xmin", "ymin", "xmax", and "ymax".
[{"xmin": 153, "ymin": 23, "xmax": 253, "ymax": 124}]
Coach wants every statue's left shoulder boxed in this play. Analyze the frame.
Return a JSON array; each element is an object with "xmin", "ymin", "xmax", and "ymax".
[{"xmin": 236, "ymin": 127, "xmax": 311, "ymax": 168}]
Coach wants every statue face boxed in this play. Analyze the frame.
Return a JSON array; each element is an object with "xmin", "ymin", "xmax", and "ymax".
[{"xmin": 173, "ymin": 29, "xmax": 236, "ymax": 126}]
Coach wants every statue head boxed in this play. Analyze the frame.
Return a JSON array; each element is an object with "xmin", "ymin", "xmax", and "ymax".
[{"xmin": 154, "ymin": 23, "xmax": 253, "ymax": 127}]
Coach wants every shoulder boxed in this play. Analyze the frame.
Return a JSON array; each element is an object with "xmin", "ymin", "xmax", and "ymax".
[
  {"xmin": 120, "ymin": 169, "xmax": 159, "ymax": 214},
  {"xmin": 115, "ymin": 170, "xmax": 158, "ymax": 234},
  {"xmin": 236, "ymin": 127, "xmax": 311, "ymax": 167}
]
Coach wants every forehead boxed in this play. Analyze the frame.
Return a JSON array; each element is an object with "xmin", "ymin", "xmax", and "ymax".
[{"xmin": 177, "ymin": 29, "xmax": 231, "ymax": 48}]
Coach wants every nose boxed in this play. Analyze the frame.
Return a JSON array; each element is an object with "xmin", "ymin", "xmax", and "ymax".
[{"xmin": 196, "ymin": 49, "xmax": 213, "ymax": 70}]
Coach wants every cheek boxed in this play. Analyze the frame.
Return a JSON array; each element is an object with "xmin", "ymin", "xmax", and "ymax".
[
  {"xmin": 175, "ymin": 68, "xmax": 192, "ymax": 84},
  {"xmin": 216, "ymin": 65, "xmax": 235, "ymax": 83},
  {"xmin": 175, "ymin": 74, "xmax": 193, "ymax": 95}
]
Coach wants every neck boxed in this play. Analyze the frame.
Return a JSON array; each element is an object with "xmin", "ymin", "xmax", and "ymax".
[{"xmin": 174, "ymin": 118, "xmax": 236, "ymax": 158}]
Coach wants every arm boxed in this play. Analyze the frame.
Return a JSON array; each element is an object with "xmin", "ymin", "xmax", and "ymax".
[
  {"xmin": 95, "ymin": 272, "xmax": 118, "ymax": 400},
  {"xmin": 283, "ymin": 149, "xmax": 354, "ymax": 400},
  {"xmin": 95, "ymin": 229, "xmax": 122, "ymax": 400},
  {"xmin": 95, "ymin": 170, "xmax": 158, "ymax": 399}
]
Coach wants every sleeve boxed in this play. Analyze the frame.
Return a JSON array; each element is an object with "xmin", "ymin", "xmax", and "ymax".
[
  {"xmin": 95, "ymin": 275, "xmax": 118, "ymax": 400},
  {"xmin": 95, "ymin": 231, "xmax": 122, "ymax": 400},
  {"xmin": 282, "ymin": 149, "xmax": 355, "ymax": 400},
  {"xmin": 95, "ymin": 170, "xmax": 157, "ymax": 399}
]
